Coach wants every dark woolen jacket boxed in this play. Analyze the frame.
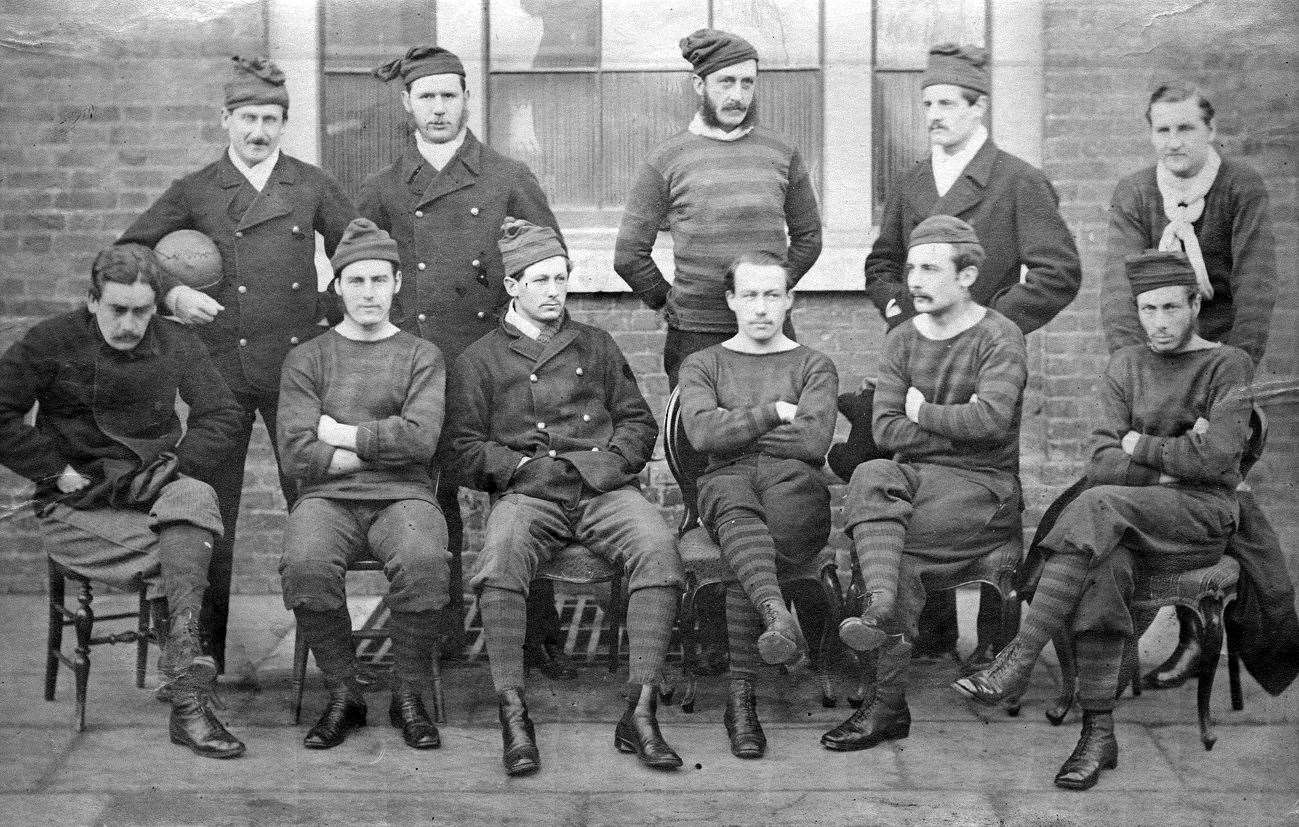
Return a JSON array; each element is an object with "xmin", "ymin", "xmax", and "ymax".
[
  {"xmin": 0, "ymin": 309, "xmax": 243, "ymax": 502},
  {"xmin": 442, "ymin": 314, "xmax": 657, "ymax": 504},
  {"xmin": 864, "ymin": 140, "xmax": 1081, "ymax": 334},
  {"xmin": 117, "ymin": 152, "xmax": 357, "ymax": 397}
]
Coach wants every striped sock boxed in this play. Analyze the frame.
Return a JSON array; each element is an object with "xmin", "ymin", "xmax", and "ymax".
[
  {"xmin": 388, "ymin": 609, "xmax": 439, "ymax": 690},
  {"xmin": 725, "ymin": 583, "xmax": 763, "ymax": 680},
  {"xmin": 850, "ymin": 519, "xmax": 905, "ymax": 616},
  {"xmin": 478, "ymin": 586, "xmax": 527, "ymax": 692},
  {"xmin": 626, "ymin": 586, "xmax": 678, "ymax": 686},
  {"xmin": 1075, "ymin": 632, "xmax": 1124, "ymax": 712},
  {"xmin": 1019, "ymin": 550, "xmax": 1090, "ymax": 654},
  {"xmin": 716, "ymin": 516, "xmax": 783, "ymax": 609}
]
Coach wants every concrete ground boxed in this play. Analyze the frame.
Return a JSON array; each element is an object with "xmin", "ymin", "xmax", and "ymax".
[{"xmin": 2, "ymin": 590, "xmax": 1296, "ymax": 826}]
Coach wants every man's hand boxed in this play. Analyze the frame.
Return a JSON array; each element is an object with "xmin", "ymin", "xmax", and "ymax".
[
  {"xmin": 1121, "ymin": 430, "xmax": 1141, "ymax": 455},
  {"xmin": 1192, "ymin": 417, "xmax": 1210, "ymax": 435},
  {"xmin": 55, "ymin": 465, "xmax": 91, "ymax": 494},
  {"xmin": 905, "ymin": 387, "xmax": 925, "ymax": 423},
  {"xmin": 773, "ymin": 400, "xmax": 798, "ymax": 423},
  {"xmin": 327, "ymin": 449, "xmax": 364, "ymax": 476},
  {"xmin": 1157, "ymin": 473, "xmax": 1180, "ymax": 485},
  {"xmin": 165, "ymin": 285, "xmax": 224, "ymax": 325},
  {"xmin": 317, "ymin": 414, "xmax": 359, "ymax": 450}
]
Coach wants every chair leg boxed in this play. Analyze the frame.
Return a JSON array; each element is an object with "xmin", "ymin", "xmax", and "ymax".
[
  {"xmin": 1227, "ymin": 648, "xmax": 1244, "ymax": 712},
  {"xmin": 1045, "ymin": 629, "xmax": 1076, "ymax": 726},
  {"xmin": 72, "ymin": 579, "xmax": 94, "ymax": 733},
  {"xmin": 292, "ymin": 626, "xmax": 309, "ymax": 725},
  {"xmin": 998, "ymin": 592, "xmax": 1022, "ymax": 717},
  {"xmin": 45, "ymin": 560, "xmax": 65, "ymax": 702},
  {"xmin": 606, "ymin": 573, "xmax": 624, "ymax": 674},
  {"xmin": 678, "ymin": 576, "xmax": 700, "ymax": 713},
  {"xmin": 135, "ymin": 582, "xmax": 150, "ymax": 689},
  {"xmin": 431, "ymin": 648, "xmax": 447, "ymax": 725},
  {"xmin": 1196, "ymin": 600, "xmax": 1225, "ymax": 751}
]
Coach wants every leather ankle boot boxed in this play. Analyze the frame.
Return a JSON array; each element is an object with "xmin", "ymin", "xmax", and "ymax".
[
  {"xmin": 723, "ymin": 678, "xmax": 766, "ymax": 759},
  {"xmin": 756, "ymin": 599, "xmax": 803, "ymax": 666},
  {"xmin": 838, "ymin": 594, "xmax": 896, "ymax": 653},
  {"xmin": 614, "ymin": 687, "xmax": 683, "ymax": 769},
  {"xmin": 951, "ymin": 635, "xmax": 1038, "ymax": 706},
  {"xmin": 820, "ymin": 697, "xmax": 910, "ymax": 751},
  {"xmin": 1141, "ymin": 607, "xmax": 1200, "ymax": 689},
  {"xmin": 168, "ymin": 656, "xmax": 246, "ymax": 759},
  {"xmin": 304, "ymin": 683, "xmax": 367, "ymax": 749},
  {"xmin": 499, "ymin": 688, "xmax": 541, "ymax": 776},
  {"xmin": 1054, "ymin": 709, "xmax": 1118, "ymax": 790},
  {"xmin": 389, "ymin": 685, "xmax": 440, "ymax": 750}
]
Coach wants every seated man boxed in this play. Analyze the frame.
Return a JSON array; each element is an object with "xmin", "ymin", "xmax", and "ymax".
[
  {"xmin": 278, "ymin": 219, "xmax": 450, "ymax": 751},
  {"xmin": 0, "ymin": 245, "xmax": 245, "ymax": 758},
  {"xmin": 822, "ymin": 215, "xmax": 1027, "ymax": 752},
  {"xmin": 443, "ymin": 217, "xmax": 686, "ymax": 776},
  {"xmin": 677, "ymin": 252, "xmax": 838, "ymax": 759},
  {"xmin": 955, "ymin": 250, "xmax": 1253, "ymax": 791}
]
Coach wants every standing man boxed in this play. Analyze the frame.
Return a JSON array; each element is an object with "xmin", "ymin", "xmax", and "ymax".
[
  {"xmin": 444, "ymin": 218, "xmax": 686, "ymax": 776},
  {"xmin": 278, "ymin": 219, "xmax": 449, "ymax": 752},
  {"xmin": 0, "ymin": 245, "xmax": 246, "ymax": 758},
  {"xmin": 365, "ymin": 46, "xmax": 570, "ymax": 672},
  {"xmin": 1099, "ymin": 83, "xmax": 1295, "ymax": 692},
  {"xmin": 117, "ymin": 57, "xmax": 357, "ymax": 670},
  {"xmin": 861, "ymin": 43, "xmax": 1081, "ymax": 663},
  {"xmin": 677, "ymin": 252, "xmax": 838, "ymax": 760}
]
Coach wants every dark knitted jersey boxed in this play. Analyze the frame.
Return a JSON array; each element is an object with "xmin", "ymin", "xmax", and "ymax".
[
  {"xmin": 277, "ymin": 328, "xmax": 446, "ymax": 503},
  {"xmin": 873, "ymin": 309, "xmax": 1027, "ymax": 474},
  {"xmin": 678, "ymin": 344, "xmax": 838, "ymax": 473}
]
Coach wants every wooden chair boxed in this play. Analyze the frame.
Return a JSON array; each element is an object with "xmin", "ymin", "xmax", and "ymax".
[
  {"xmin": 46, "ymin": 557, "xmax": 162, "ymax": 732},
  {"xmin": 663, "ymin": 387, "xmax": 840, "ymax": 713},
  {"xmin": 535, "ymin": 545, "xmax": 626, "ymax": 673}
]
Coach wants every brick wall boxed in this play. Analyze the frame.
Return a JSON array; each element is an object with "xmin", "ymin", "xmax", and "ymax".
[{"xmin": 2, "ymin": 0, "xmax": 1295, "ymax": 595}]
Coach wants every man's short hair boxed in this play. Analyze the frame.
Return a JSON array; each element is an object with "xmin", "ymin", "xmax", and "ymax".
[
  {"xmin": 958, "ymin": 88, "xmax": 982, "ymax": 106},
  {"xmin": 1145, "ymin": 83, "xmax": 1214, "ymax": 125},
  {"xmin": 725, "ymin": 251, "xmax": 790, "ymax": 293},
  {"xmin": 90, "ymin": 244, "xmax": 164, "ymax": 301},
  {"xmin": 949, "ymin": 241, "xmax": 986, "ymax": 274}
]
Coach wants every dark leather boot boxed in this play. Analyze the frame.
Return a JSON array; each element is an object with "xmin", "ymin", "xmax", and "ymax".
[
  {"xmin": 951, "ymin": 635, "xmax": 1038, "ymax": 706},
  {"xmin": 1141, "ymin": 607, "xmax": 1200, "ymax": 689},
  {"xmin": 389, "ymin": 685, "xmax": 440, "ymax": 750},
  {"xmin": 168, "ymin": 656, "xmax": 246, "ymax": 759},
  {"xmin": 614, "ymin": 688, "xmax": 683, "ymax": 769},
  {"xmin": 1054, "ymin": 709, "xmax": 1118, "ymax": 790},
  {"xmin": 820, "ymin": 698, "xmax": 910, "ymax": 751},
  {"xmin": 304, "ymin": 684, "xmax": 367, "ymax": 749},
  {"xmin": 838, "ymin": 595, "xmax": 897, "ymax": 654},
  {"xmin": 499, "ymin": 688, "xmax": 541, "ymax": 776},
  {"xmin": 757, "ymin": 598, "xmax": 803, "ymax": 666},
  {"xmin": 722, "ymin": 678, "xmax": 766, "ymax": 759}
]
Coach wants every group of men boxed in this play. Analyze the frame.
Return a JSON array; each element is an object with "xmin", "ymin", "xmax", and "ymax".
[{"xmin": 0, "ymin": 24, "xmax": 1291, "ymax": 794}]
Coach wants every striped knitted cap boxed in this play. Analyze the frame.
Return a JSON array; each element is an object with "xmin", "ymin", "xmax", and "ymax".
[
  {"xmin": 922, "ymin": 43, "xmax": 989, "ymax": 95},
  {"xmin": 224, "ymin": 56, "xmax": 289, "ymax": 113},
  {"xmin": 1126, "ymin": 250, "xmax": 1197, "ymax": 297}
]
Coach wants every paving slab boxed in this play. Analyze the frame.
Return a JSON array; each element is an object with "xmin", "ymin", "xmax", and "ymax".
[
  {"xmin": 994, "ymin": 791, "xmax": 1299, "ymax": 826},
  {"xmin": 0, "ymin": 727, "xmax": 78, "ymax": 791},
  {"xmin": 583, "ymin": 790, "xmax": 997, "ymax": 825},
  {"xmin": 0, "ymin": 794, "xmax": 111, "ymax": 826},
  {"xmin": 1148, "ymin": 723, "xmax": 1299, "ymax": 792}
]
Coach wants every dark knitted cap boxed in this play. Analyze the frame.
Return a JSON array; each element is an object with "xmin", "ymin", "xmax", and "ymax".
[
  {"xmin": 331, "ymin": 218, "xmax": 401, "ymax": 275},
  {"xmin": 921, "ymin": 43, "xmax": 989, "ymax": 96},
  {"xmin": 908, "ymin": 214, "xmax": 983, "ymax": 249},
  {"xmin": 499, "ymin": 216, "xmax": 566, "ymax": 279},
  {"xmin": 679, "ymin": 28, "xmax": 759, "ymax": 78},
  {"xmin": 372, "ymin": 46, "xmax": 466, "ymax": 86},
  {"xmin": 1126, "ymin": 250, "xmax": 1197, "ymax": 297},
  {"xmin": 224, "ymin": 56, "xmax": 289, "ymax": 112}
]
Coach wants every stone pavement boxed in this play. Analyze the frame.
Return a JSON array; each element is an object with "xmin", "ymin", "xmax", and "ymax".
[{"xmin": 1, "ymin": 592, "xmax": 1296, "ymax": 826}]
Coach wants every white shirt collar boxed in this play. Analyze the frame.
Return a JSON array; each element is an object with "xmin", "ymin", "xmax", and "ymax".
[
  {"xmin": 687, "ymin": 112, "xmax": 754, "ymax": 142},
  {"xmin": 931, "ymin": 123, "xmax": 987, "ymax": 197},
  {"xmin": 505, "ymin": 301, "xmax": 543, "ymax": 340},
  {"xmin": 414, "ymin": 127, "xmax": 467, "ymax": 172},
  {"xmin": 227, "ymin": 146, "xmax": 280, "ymax": 192}
]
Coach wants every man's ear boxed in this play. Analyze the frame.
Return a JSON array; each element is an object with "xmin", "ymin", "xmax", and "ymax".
[
  {"xmin": 957, "ymin": 265, "xmax": 979, "ymax": 289},
  {"xmin": 691, "ymin": 73, "xmax": 705, "ymax": 97},
  {"xmin": 503, "ymin": 275, "xmax": 521, "ymax": 298},
  {"xmin": 393, "ymin": 269, "xmax": 402, "ymax": 294}
]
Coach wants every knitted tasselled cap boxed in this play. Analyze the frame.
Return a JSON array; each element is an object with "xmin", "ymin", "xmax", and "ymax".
[
  {"xmin": 331, "ymin": 218, "xmax": 401, "ymax": 275},
  {"xmin": 498, "ymin": 216, "xmax": 566, "ymax": 279},
  {"xmin": 921, "ymin": 43, "xmax": 989, "ymax": 95},
  {"xmin": 908, "ymin": 214, "xmax": 983, "ymax": 249},
  {"xmin": 372, "ymin": 45, "xmax": 466, "ymax": 85},
  {"xmin": 1125, "ymin": 249, "xmax": 1198, "ymax": 297},
  {"xmin": 679, "ymin": 28, "xmax": 759, "ymax": 78},
  {"xmin": 224, "ymin": 56, "xmax": 289, "ymax": 112}
]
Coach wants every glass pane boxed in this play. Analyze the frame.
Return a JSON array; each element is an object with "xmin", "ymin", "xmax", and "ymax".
[
  {"xmin": 324, "ymin": 0, "xmax": 437, "ymax": 71},
  {"xmin": 601, "ymin": 0, "xmax": 709, "ymax": 71},
  {"xmin": 488, "ymin": 73, "xmax": 599, "ymax": 209},
  {"xmin": 491, "ymin": 0, "xmax": 601, "ymax": 70},
  {"xmin": 713, "ymin": 0, "xmax": 820, "ymax": 68},
  {"xmin": 872, "ymin": 70, "xmax": 927, "ymax": 213},
  {"xmin": 322, "ymin": 74, "xmax": 410, "ymax": 200},
  {"xmin": 874, "ymin": 0, "xmax": 985, "ymax": 70},
  {"xmin": 599, "ymin": 73, "xmax": 698, "ymax": 207},
  {"xmin": 756, "ymin": 70, "xmax": 823, "ymax": 202}
]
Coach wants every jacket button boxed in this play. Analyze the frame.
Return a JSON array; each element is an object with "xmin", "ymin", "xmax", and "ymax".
[
  {"xmin": 291, "ymin": 225, "xmax": 300, "ymax": 234},
  {"xmin": 290, "ymin": 336, "xmax": 299, "ymax": 344},
  {"xmin": 237, "ymin": 285, "xmax": 247, "ymax": 293},
  {"xmin": 417, "ymin": 262, "xmax": 427, "ymax": 271},
  {"xmin": 529, "ymin": 374, "xmax": 537, "ymax": 382},
  {"xmin": 470, "ymin": 207, "xmax": 480, "ymax": 216},
  {"xmin": 582, "ymin": 414, "xmax": 591, "ymax": 422},
  {"xmin": 575, "ymin": 367, "xmax": 583, "ymax": 376},
  {"xmin": 548, "ymin": 449, "xmax": 557, "ymax": 458},
  {"xmin": 476, "ymin": 310, "xmax": 486, "ymax": 319},
  {"xmin": 418, "ymin": 313, "xmax": 426, "ymax": 321},
  {"xmin": 239, "ymin": 338, "xmax": 247, "ymax": 347},
  {"xmin": 536, "ymin": 422, "xmax": 545, "ymax": 429},
  {"xmin": 471, "ymin": 259, "xmax": 481, "ymax": 268},
  {"xmin": 591, "ymin": 446, "xmax": 599, "ymax": 451},
  {"xmin": 415, "ymin": 210, "xmax": 424, "ymax": 218},
  {"xmin": 234, "ymin": 230, "xmax": 243, "ymax": 238},
  {"xmin": 291, "ymin": 282, "xmax": 300, "ymax": 290}
]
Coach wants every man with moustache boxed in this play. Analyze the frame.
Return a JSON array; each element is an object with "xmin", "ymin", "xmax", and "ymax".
[
  {"xmin": 117, "ymin": 57, "xmax": 357, "ymax": 671},
  {"xmin": 860, "ymin": 44, "xmax": 1080, "ymax": 664},
  {"xmin": 0, "ymin": 245, "xmax": 246, "ymax": 758},
  {"xmin": 1095, "ymin": 83, "xmax": 1296, "ymax": 693},
  {"xmin": 364, "ymin": 47, "xmax": 570, "ymax": 673}
]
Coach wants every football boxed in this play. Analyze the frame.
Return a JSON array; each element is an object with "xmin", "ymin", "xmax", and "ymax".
[{"xmin": 154, "ymin": 229, "xmax": 223, "ymax": 289}]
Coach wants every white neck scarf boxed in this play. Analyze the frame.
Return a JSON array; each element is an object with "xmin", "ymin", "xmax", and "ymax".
[
  {"xmin": 931, "ymin": 123, "xmax": 987, "ymax": 197},
  {"xmin": 227, "ymin": 146, "xmax": 280, "ymax": 192},
  {"xmin": 1156, "ymin": 147, "xmax": 1221, "ymax": 299},
  {"xmin": 688, "ymin": 112, "xmax": 753, "ymax": 143},
  {"xmin": 505, "ymin": 301, "xmax": 543, "ymax": 341},
  {"xmin": 415, "ymin": 127, "xmax": 467, "ymax": 172}
]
